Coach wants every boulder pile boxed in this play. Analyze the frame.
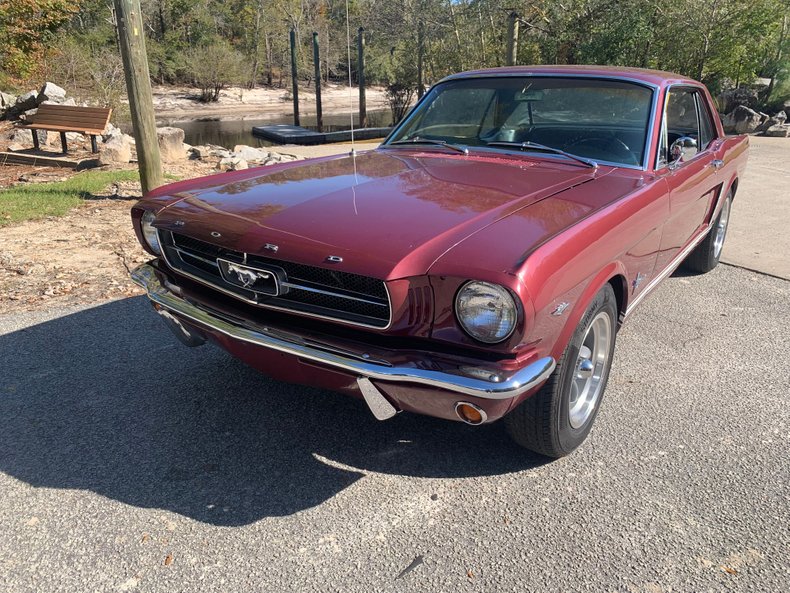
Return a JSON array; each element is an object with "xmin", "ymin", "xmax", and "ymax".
[
  {"xmin": 0, "ymin": 82, "xmax": 77, "ymax": 122},
  {"xmin": 188, "ymin": 143, "xmax": 302, "ymax": 171},
  {"xmin": 721, "ymin": 105, "xmax": 789, "ymax": 137}
]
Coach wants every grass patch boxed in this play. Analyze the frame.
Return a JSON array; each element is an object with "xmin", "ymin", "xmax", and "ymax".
[{"xmin": 0, "ymin": 169, "xmax": 141, "ymax": 226}]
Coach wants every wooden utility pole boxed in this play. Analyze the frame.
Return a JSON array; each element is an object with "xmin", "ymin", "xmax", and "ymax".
[
  {"xmin": 506, "ymin": 11, "xmax": 519, "ymax": 66},
  {"xmin": 290, "ymin": 28, "xmax": 300, "ymax": 126},
  {"xmin": 114, "ymin": 0, "xmax": 162, "ymax": 194},
  {"xmin": 313, "ymin": 32, "xmax": 323, "ymax": 132},
  {"xmin": 417, "ymin": 20, "xmax": 425, "ymax": 98},
  {"xmin": 357, "ymin": 27, "xmax": 367, "ymax": 129}
]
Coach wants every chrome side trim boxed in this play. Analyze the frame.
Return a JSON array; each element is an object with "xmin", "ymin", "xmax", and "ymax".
[
  {"xmin": 131, "ymin": 263, "xmax": 556, "ymax": 400},
  {"xmin": 624, "ymin": 225, "xmax": 711, "ymax": 319}
]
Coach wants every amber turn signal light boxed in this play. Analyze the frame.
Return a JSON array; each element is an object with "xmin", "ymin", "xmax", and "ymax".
[{"xmin": 455, "ymin": 402, "xmax": 487, "ymax": 425}]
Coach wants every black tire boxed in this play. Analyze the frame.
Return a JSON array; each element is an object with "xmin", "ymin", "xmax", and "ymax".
[
  {"xmin": 505, "ymin": 284, "xmax": 618, "ymax": 458},
  {"xmin": 682, "ymin": 190, "xmax": 733, "ymax": 274}
]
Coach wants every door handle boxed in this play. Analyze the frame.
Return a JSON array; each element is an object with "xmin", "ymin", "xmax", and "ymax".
[{"xmin": 710, "ymin": 159, "xmax": 724, "ymax": 170}]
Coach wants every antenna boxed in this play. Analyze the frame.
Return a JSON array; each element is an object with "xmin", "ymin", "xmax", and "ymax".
[{"xmin": 344, "ymin": 0, "xmax": 356, "ymax": 158}]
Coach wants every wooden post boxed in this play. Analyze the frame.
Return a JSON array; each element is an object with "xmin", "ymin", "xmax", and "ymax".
[
  {"xmin": 506, "ymin": 11, "xmax": 519, "ymax": 66},
  {"xmin": 417, "ymin": 20, "xmax": 425, "ymax": 98},
  {"xmin": 113, "ymin": 0, "xmax": 163, "ymax": 194},
  {"xmin": 313, "ymin": 32, "xmax": 323, "ymax": 133},
  {"xmin": 290, "ymin": 28, "xmax": 300, "ymax": 127},
  {"xmin": 357, "ymin": 27, "xmax": 367, "ymax": 129}
]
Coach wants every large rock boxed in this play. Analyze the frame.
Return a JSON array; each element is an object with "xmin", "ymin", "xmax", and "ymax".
[
  {"xmin": 722, "ymin": 105, "xmax": 763, "ymax": 134},
  {"xmin": 218, "ymin": 156, "xmax": 248, "ymax": 171},
  {"xmin": 0, "ymin": 91, "xmax": 17, "ymax": 119},
  {"xmin": 190, "ymin": 144, "xmax": 231, "ymax": 159},
  {"xmin": 11, "ymin": 127, "xmax": 49, "ymax": 148},
  {"xmin": 764, "ymin": 124, "xmax": 790, "ymax": 138},
  {"xmin": 38, "ymin": 82, "xmax": 67, "ymax": 104},
  {"xmin": 156, "ymin": 126, "xmax": 186, "ymax": 162},
  {"xmin": 232, "ymin": 144, "xmax": 269, "ymax": 163},
  {"xmin": 757, "ymin": 110, "xmax": 788, "ymax": 133},
  {"xmin": 98, "ymin": 133, "xmax": 133, "ymax": 165},
  {"xmin": 718, "ymin": 86, "xmax": 758, "ymax": 114},
  {"xmin": 5, "ymin": 91, "xmax": 38, "ymax": 120},
  {"xmin": 0, "ymin": 91, "xmax": 16, "ymax": 108}
]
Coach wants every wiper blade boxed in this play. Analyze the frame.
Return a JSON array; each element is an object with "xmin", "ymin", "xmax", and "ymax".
[
  {"xmin": 387, "ymin": 137, "xmax": 469, "ymax": 155},
  {"xmin": 486, "ymin": 140, "xmax": 598, "ymax": 169}
]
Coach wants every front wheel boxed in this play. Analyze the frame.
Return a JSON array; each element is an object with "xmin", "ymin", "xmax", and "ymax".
[
  {"xmin": 682, "ymin": 190, "xmax": 732, "ymax": 274},
  {"xmin": 505, "ymin": 284, "xmax": 618, "ymax": 457}
]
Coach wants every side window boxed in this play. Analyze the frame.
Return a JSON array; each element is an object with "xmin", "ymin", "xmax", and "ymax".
[
  {"xmin": 658, "ymin": 88, "xmax": 700, "ymax": 166},
  {"xmin": 666, "ymin": 90, "xmax": 699, "ymax": 141},
  {"xmin": 696, "ymin": 93, "xmax": 717, "ymax": 151}
]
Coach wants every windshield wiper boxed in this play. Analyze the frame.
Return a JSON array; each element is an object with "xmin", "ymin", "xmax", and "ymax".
[
  {"xmin": 485, "ymin": 140, "xmax": 598, "ymax": 169},
  {"xmin": 387, "ymin": 137, "xmax": 469, "ymax": 155}
]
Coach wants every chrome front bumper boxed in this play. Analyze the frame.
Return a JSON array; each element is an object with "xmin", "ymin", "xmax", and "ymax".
[{"xmin": 131, "ymin": 263, "xmax": 556, "ymax": 401}]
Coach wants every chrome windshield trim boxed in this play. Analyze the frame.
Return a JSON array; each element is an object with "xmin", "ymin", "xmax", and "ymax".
[
  {"xmin": 131, "ymin": 263, "xmax": 556, "ymax": 400},
  {"xmin": 382, "ymin": 74, "xmax": 659, "ymax": 171}
]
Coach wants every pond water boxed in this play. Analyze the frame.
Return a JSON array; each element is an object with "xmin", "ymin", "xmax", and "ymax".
[{"xmin": 157, "ymin": 109, "xmax": 392, "ymax": 149}]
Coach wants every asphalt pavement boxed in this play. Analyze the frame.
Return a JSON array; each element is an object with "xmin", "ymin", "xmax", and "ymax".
[{"xmin": 1, "ymin": 263, "xmax": 788, "ymax": 592}]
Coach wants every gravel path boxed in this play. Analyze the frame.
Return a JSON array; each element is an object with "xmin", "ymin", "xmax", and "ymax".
[{"xmin": 1, "ymin": 264, "xmax": 788, "ymax": 592}]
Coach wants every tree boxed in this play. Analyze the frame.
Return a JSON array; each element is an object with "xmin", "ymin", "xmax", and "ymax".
[
  {"xmin": 184, "ymin": 41, "xmax": 245, "ymax": 101},
  {"xmin": 0, "ymin": 0, "xmax": 78, "ymax": 82}
]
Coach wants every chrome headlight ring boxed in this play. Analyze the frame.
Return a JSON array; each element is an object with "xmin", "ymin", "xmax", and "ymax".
[
  {"xmin": 454, "ymin": 281, "xmax": 518, "ymax": 344},
  {"xmin": 141, "ymin": 210, "xmax": 162, "ymax": 255}
]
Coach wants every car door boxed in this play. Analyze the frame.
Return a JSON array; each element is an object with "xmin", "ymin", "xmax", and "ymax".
[{"xmin": 654, "ymin": 86, "xmax": 724, "ymax": 272}]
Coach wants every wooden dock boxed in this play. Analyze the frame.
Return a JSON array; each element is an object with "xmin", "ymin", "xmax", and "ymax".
[{"xmin": 252, "ymin": 124, "xmax": 392, "ymax": 145}]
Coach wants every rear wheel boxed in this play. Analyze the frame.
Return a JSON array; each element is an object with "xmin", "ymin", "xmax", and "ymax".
[
  {"xmin": 682, "ymin": 190, "xmax": 732, "ymax": 274},
  {"xmin": 505, "ymin": 284, "xmax": 617, "ymax": 457}
]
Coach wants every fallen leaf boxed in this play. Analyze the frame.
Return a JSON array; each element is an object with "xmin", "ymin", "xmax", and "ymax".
[
  {"xmin": 164, "ymin": 554, "xmax": 173, "ymax": 566},
  {"xmin": 140, "ymin": 533, "xmax": 149, "ymax": 543},
  {"xmin": 467, "ymin": 569, "xmax": 474, "ymax": 579},
  {"xmin": 721, "ymin": 565, "xmax": 738, "ymax": 575}
]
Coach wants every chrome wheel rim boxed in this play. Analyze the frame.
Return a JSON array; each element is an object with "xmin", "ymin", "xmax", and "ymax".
[
  {"xmin": 569, "ymin": 312, "xmax": 612, "ymax": 429},
  {"xmin": 713, "ymin": 197, "xmax": 731, "ymax": 259}
]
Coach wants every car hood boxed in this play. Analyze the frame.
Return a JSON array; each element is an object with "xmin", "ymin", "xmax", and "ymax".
[{"xmin": 149, "ymin": 149, "xmax": 598, "ymax": 279}]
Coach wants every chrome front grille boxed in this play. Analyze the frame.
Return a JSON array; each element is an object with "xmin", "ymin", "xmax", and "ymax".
[{"xmin": 159, "ymin": 231, "xmax": 391, "ymax": 328}]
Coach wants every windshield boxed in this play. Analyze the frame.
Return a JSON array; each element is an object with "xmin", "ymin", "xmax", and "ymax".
[{"xmin": 385, "ymin": 77, "xmax": 654, "ymax": 167}]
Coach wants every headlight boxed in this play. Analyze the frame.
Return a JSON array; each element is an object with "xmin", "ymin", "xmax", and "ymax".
[
  {"xmin": 455, "ymin": 281, "xmax": 517, "ymax": 343},
  {"xmin": 141, "ymin": 210, "xmax": 162, "ymax": 255}
]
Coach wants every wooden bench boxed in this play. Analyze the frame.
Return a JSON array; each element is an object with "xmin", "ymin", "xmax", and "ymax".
[{"xmin": 19, "ymin": 104, "xmax": 112, "ymax": 154}]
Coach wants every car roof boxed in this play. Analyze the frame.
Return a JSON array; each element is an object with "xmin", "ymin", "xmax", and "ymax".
[{"xmin": 441, "ymin": 65, "xmax": 699, "ymax": 88}]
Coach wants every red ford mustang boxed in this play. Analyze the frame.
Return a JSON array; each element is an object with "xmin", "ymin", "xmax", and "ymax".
[{"xmin": 130, "ymin": 65, "xmax": 748, "ymax": 457}]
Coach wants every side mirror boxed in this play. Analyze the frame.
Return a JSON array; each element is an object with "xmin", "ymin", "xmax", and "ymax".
[{"xmin": 669, "ymin": 136, "xmax": 698, "ymax": 166}]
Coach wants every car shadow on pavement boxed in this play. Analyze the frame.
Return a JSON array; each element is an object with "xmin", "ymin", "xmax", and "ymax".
[{"xmin": 0, "ymin": 297, "xmax": 547, "ymax": 526}]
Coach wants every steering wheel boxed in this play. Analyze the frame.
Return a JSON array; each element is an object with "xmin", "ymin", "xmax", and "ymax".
[{"xmin": 564, "ymin": 136, "xmax": 638, "ymax": 166}]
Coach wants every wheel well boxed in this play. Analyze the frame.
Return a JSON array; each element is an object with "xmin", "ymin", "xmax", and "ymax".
[{"xmin": 608, "ymin": 275, "xmax": 627, "ymax": 324}]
